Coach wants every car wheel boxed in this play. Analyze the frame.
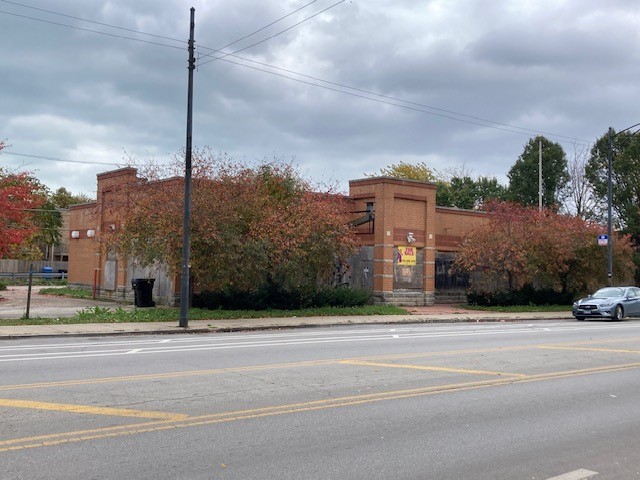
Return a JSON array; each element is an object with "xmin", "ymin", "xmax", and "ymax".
[
  {"xmin": 612, "ymin": 305, "xmax": 624, "ymax": 321},
  {"xmin": 575, "ymin": 316, "xmax": 585, "ymax": 321}
]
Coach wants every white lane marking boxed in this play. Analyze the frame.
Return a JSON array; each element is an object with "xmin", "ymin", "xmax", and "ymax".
[
  {"xmin": 1, "ymin": 322, "xmax": 637, "ymax": 352},
  {"xmin": 2, "ymin": 323, "xmax": 640, "ymax": 362},
  {"xmin": 0, "ymin": 326, "xmax": 583, "ymax": 359},
  {"xmin": 546, "ymin": 468, "xmax": 598, "ymax": 479},
  {"xmin": 127, "ymin": 349, "xmax": 142, "ymax": 354}
]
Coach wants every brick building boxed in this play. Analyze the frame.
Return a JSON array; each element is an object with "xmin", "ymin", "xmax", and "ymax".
[{"xmin": 68, "ymin": 168, "xmax": 486, "ymax": 306}]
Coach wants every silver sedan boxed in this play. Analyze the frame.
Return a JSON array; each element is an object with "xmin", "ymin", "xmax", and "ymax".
[{"xmin": 573, "ymin": 286, "xmax": 640, "ymax": 321}]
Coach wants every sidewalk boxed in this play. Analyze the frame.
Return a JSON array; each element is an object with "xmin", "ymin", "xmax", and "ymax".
[
  {"xmin": 0, "ymin": 285, "xmax": 574, "ymax": 339},
  {"xmin": 0, "ymin": 308, "xmax": 574, "ymax": 339}
]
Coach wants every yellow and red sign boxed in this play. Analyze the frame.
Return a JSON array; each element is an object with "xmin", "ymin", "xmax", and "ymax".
[{"xmin": 396, "ymin": 246, "xmax": 417, "ymax": 266}]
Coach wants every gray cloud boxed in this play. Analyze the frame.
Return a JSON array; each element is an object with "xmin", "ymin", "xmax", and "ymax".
[{"xmin": 1, "ymin": 0, "xmax": 639, "ymax": 197}]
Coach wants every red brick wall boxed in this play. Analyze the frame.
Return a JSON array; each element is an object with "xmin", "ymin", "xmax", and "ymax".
[
  {"xmin": 69, "ymin": 170, "xmax": 489, "ymax": 306},
  {"xmin": 435, "ymin": 207, "xmax": 486, "ymax": 252},
  {"xmin": 67, "ymin": 204, "xmax": 99, "ymax": 285},
  {"xmin": 348, "ymin": 177, "xmax": 488, "ymax": 305}
]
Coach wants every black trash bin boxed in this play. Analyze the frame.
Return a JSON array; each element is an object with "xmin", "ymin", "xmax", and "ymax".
[{"xmin": 131, "ymin": 278, "xmax": 156, "ymax": 307}]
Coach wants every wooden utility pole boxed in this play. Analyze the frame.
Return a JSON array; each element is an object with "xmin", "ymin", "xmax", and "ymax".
[{"xmin": 179, "ymin": 7, "xmax": 195, "ymax": 328}]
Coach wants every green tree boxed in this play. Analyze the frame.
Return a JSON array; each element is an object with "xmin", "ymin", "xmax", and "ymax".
[
  {"xmin": 586, "ymin": 130, "xmax": 640, "ymax": 239},
  {"xmin": 586, "ymin": 129, "xmax": 640, "ymax": 281},
  {"xmin": 51, "ymin": 187, "xmax": 92, "ymax": 208},
  {"xmin": 367, "ymin": 161, "xmax": 505, "ymax": 209},
  {"xmin": 437, "ymin": 176, "xmax": 507, "ymax": 209},
  {"xmin": 508, "ymin": 135, "xmax": 569, "ymax": 208}
]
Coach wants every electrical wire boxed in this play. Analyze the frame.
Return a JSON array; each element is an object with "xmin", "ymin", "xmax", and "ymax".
[
  {"xmin": 214, "ymin": 56, "xmax": 594, "ymax": 148},
  {"xmin": 0, "ymin": 0, "xmax": 185, "ymax": 44},
  {"xmin": 213, "ymin": 0, "xmax": 321, "ymax": 54},
  {"xmin": 197, "ymin": 0, "xmax": 346, "ymax": 65},
  {"xmin": 2, "ymin": 151, "xmax": 122, "ymax": 167},
  {"xmin": 0, "ymin": 9, "xmax": 185, "ymax": 50},
  {"xmin": 0, "ymin": 0, "xmax": 601, "ymax": 152},
  {"xmin": 202, "ymin": 51, "xmax": 594, "ymax": 146}
]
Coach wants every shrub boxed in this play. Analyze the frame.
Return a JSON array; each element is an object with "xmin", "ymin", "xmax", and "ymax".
[
  {"xmin": 0, "ymin": 281, "xmax": 7, "ymax": 291},
  {"xmin": 312, "ymin": 287, "xmax": 372, "ymax": 307},
  {"xmin": 193, "ymin": 286, "xmax": 372, "ymax": 311},
  {"xmin": 467, "ymin": 284, "xmax": 573, "ymax": 307}
]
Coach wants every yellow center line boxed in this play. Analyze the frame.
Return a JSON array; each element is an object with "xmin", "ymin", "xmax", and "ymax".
[
  {"xmin": 4, "ymin": 338, "xmax": 640, "ymax": 393},
  {"xmin": 339, "ymin": 359, "xmax": 528, "ymax": 378},
  {"xmin": 4, "ymin": 361, "xmax": 640, "ymax": 453},
  {"xmin": 0, "ymin": 398, "xmax": 188, "ymax": 420},
  {"xmin": 544, "ymin": 335, "xmax": 640, "ymax": 346},
  {"xmin": 537, "ymin": 345, "xmax": 640, "ymax": 354},
  {"xmin": 0, "ymin": 359, "xmax": 340, "ymax": 392}
]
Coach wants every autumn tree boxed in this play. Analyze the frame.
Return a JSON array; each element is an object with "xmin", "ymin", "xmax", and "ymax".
[
  {"xmin": 0, "ymin": 169, "xmax": 47, "ymax": 258},
  {"xmin": 367, "ymin": 161, "xmax": 438, "ymax": 182},
  {"xmin": 104, "ymin": 151, "xmax": 356, "ymax": 296},
  {"xmin": 508, "ymin": 135, "xmax": 569, "ymax": 208},
  {"xmin": 457, "ymin": 201, "xmax": 634, "ymax": 295}
]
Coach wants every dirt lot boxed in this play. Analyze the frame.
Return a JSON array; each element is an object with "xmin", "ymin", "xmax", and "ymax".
[{"xmin": 0, "ymin": 285, "xmax": 131, "ymax": 319}]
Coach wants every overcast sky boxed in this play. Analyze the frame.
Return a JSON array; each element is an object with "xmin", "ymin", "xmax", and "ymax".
[{"xmin": 1, "ymin": 0, "xmax": 639, "ymax": 197}]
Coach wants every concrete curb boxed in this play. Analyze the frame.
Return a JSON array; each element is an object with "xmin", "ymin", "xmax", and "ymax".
[{"xmin": 0, "ymin": 313, "xmax": 574, "ymax": 340}]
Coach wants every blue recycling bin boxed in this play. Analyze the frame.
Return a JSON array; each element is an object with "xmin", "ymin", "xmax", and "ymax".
[{"xmin": 42, "ymin": 266, "xmax": 53, "ymax": 279}]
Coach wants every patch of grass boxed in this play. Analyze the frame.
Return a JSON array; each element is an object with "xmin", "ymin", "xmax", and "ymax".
[
  {"xmin": 39, "ymin": 287, "xmax": 93, "ymax": 299},
  {"xmin": 0, "ymin": 304, "xmax": 409, "ymax": 326},
  {"xmin": 458, "ymin": 304, "xmax": 571, "ymax": 313}
]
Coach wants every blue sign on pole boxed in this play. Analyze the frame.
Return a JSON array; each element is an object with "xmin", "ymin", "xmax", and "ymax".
[{"xmin": 598, "ymin": 234, "xmax": 609, "ymax": 246}]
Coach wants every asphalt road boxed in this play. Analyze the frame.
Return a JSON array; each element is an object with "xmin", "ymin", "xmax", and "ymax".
[{"xmin": 2, "ymin": 321, "xmax": 640, "ymax": 479}]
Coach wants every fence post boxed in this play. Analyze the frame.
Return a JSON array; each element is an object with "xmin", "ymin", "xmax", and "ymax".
[{"xmin": 25, "ymin": 264, "xmax": 33, "ymax": 319}]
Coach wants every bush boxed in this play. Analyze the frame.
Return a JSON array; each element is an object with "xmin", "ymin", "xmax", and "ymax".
[
  {"xmin": 312, "ymin": 287, "xmax": 373, "ymax": 308},
  {"xmin": 193, "ymin": 285, "xmax": 372, "ymax": 311},
  {"xmin": 467, "ymin": 284, "xmax": 573, "ymax": 307},
  {"xmin": 0, "ymin": 281, "xmax": 7, "ymax": 291}
]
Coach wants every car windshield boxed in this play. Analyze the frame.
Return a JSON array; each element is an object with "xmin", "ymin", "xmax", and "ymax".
[{"xmin": 593, "ymin": 287, "xmax": 625, "ymax": 298}]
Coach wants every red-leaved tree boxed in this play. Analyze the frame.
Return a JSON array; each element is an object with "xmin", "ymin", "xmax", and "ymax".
[
  {"xmin": 102, "ymin": 150, "xmax": 356, "ymax": 294},
  {"xmin": 0, "ymin": 168, "xmax": 47, "ymax": 258},
  {"xmin": 457, "ymin": 201, "xmax": 635, "ymax": 294}
]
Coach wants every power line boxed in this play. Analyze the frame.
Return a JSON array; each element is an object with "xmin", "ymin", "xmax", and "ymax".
[
  {"xmin": 213, "ymin": 56, "xmax": 594, "ymax": 148},
  {"xmin": 0, "ymin": 0, "xmax": 184, "ymax": 44},
  {"xmin": 198, "ymin": 0, "xmax": 346, "ymax": 66},
  {"xmin": 0, "ymin": 9, "xmax": 185, "ymax": 51},
  {"xmin": 213, "ymin": 0, "xmax": 321, "ymax": 54},
  {"xmin": 203, "ymin": 51, "xmax": 594, "ymax": 146},
  {"xmin": 0, "ymin": 1, "xmax": 597, "ymax": 152},
  {"xmin": 2, "ymin": 151, "xmax": 122, "ymax": 167}
]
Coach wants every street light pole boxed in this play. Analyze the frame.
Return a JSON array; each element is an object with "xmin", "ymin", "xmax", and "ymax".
[
  {"xmin": 604, "ymin": 121, "xmax": 640, "ymax": 287},
  {"xmin": 606, "ymin": 127, "xmax": 613, "ymax": 286},
  {"xmin": 538, "ymin": 138, "xmax": 543, "ymax": 212}
]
